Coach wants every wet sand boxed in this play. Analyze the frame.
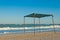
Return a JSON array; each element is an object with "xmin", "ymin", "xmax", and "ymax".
[{"xmin": 0, "ymin": 32, "xmax": 60, "ymax": 40}]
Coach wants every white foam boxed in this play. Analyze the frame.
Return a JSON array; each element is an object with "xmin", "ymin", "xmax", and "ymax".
[
  {"xmin": 0, "ymin": 27, "xmax": 24, "ymax": 30},
  {"xmin": 0, "ymin": 25, "xmax": 60, "ymax": 30},
  {"xmin": 3, "ymin": 32, "xmax": 18, "ymax": 34},
  {"xmin": 4, "ymin": 32, "xmax": 8, "ymax": 34},
  {"xmin": 37, "ymin": 25, "xmax": 60, "ymax": 28}
]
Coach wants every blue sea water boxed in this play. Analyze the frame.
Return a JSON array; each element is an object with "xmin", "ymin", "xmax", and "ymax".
[{"xmin": 0, "ymin": 24, "xmax": 60, "ymax": 34}]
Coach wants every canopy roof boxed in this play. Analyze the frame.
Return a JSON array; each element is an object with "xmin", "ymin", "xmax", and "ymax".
[{"xmin": 24, "ymin": 13, "xmax": 53, "ymax": 18}]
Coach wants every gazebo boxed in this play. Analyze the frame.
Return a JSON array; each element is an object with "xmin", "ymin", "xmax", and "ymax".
[{"xmin": 24, "ymin": 13, "xmax": 55, "ymax": 36}]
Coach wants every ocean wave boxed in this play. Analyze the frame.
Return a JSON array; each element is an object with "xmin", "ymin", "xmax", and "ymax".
[{"xmin": 0, "ymin": 25, "xmax": 60, "ymax": 30}]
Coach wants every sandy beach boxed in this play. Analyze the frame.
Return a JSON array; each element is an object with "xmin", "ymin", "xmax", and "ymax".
[{"xmin": 0, "ymin": 32, "xmax": 60, "ymax": 40}]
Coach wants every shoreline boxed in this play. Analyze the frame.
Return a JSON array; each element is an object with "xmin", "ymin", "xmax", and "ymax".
[{"xmin": 0, "ymin": 32, "xmax": 60, "ymax": 40}]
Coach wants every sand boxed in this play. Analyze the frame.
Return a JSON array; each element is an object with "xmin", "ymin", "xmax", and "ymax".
[{"xmin": 0, "ymin": 32, "xmax": 60, "ymax": 40}]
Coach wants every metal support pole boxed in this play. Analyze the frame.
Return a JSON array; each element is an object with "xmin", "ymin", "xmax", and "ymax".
[
  {"xmin": 52, "ymin": 16, "xmax": 56, "ymax": 33},
  {"xmin": 34, "ymin": 17, "xmax": 35, "ymax": 36},
  {"xmin": 39, "ymin": 18, "xmax": 42, "ymax": 40},
  {"xmin": 24, "ymin": 17, "xmax": 25, "ymax": 34},
  {"xmin": 39, "ymin": 18, "xmax": 40, "ymax": 32}
]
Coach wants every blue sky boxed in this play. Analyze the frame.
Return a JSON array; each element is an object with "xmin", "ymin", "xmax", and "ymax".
[{"xmin": 0, "ymin": 0, "xmax": 60, "ymax": 24}]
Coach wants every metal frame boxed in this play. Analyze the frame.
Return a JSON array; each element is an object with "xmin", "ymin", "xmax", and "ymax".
[
  {"xmin": 52, "ymin": 16, "xmax": 56, "ymax": 33},
  {"xmin": 24, "ymin": 13, "xmax": 55, "ymax": 36}
]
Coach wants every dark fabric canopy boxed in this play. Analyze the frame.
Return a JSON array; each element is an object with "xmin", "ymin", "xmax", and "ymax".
[{"xmin": 24, "ymin": 13, "xmax": 53, "ymax": 18}]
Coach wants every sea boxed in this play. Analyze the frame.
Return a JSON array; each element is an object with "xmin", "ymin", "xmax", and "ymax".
[{"xmin": 0, "ymin": 24, "xmax": 60, "ymax": 35}]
